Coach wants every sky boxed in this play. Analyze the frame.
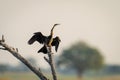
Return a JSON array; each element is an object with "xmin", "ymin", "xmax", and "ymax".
[{"xmin": 0, "ymin": 0, "xmax": 120, "ymax": 68}]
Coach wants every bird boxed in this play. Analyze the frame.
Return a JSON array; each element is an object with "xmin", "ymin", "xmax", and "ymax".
[{"xmin": 28, "ymin": 24, "xmax": 61, "ymax": 54}]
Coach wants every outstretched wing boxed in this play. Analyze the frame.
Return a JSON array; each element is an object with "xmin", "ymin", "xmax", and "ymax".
[
  {"xmin": 52, "ymin": 36, "xmax": 61, "ymax": 52},
  {"xmin": 28, "ymin": 32, "xmax": 47, "ymax": 44}
]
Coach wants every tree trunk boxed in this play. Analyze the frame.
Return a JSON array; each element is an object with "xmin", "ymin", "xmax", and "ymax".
[{"xmin": 76, "ymin": 70, "xmax": 84, "ymax": 80}]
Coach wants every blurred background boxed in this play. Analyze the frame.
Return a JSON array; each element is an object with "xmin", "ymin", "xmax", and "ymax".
[{"xmin": 0, "ymin": 0, "xmax": 120, "ymax": 80}]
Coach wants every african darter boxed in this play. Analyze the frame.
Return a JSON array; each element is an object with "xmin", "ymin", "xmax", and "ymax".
[{"xmin": 28, "ymin": 24, "xmax": 61, "ymax": 54}]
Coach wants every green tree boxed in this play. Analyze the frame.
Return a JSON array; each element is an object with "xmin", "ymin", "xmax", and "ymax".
[{"xmin": 57, "ymin": 41, "xmax": 104, "ymax": 78}]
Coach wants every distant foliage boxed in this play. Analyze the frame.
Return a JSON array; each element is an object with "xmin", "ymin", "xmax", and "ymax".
[
  {"xmin": 57, "ymin": 41, "xmax": 104, "ymax": 77},
  {"xmin": 0, "ymin": 64, "xmax": 8, "ymax": 73}
]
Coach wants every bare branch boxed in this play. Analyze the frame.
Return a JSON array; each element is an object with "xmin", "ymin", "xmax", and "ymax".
[
  {"xmin": 44, "ymin": 56, "xmax": 50, "ymax": 64},
  {"xmin": 0, "ymin": 35, "xmax": 58, "ymax": 80},
  {"xmin": 0, "ymin": 36, "xmax": 48, "ymax": 80},
  {"xmin": 2, "ymin": 35, "xmax": 5, "ymax": 42},
  {"xmin": 46, "ymin": 47, "xmax": 57, "ymax": 80},
  {"xmin": 0, "ymin": 47, "xmax": 6, "ymax": 50}
]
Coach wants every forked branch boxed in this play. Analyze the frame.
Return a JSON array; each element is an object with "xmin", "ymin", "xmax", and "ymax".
[
  {"xmin": 0, "ymin": 35, "xmax": 48, "ymax": 80},
  {"xmin": 44, "ymin": 47, "xmax": 57, "ymax": 80}
]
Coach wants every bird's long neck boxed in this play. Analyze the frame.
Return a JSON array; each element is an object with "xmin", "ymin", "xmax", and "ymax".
[
  {"xmin": 50, "ymin": 24, "xmax": 59, "ymax": 36},
  {"xmin": 48, "ymin": 25, "xmax": 56, "ymax": 46},
  {"xmin": 50, "ymin": 25, "xmax": 55, "ymax": 37}
]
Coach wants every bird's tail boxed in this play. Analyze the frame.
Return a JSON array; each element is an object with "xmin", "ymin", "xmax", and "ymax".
[{"xmin": 38, "ymin": 45, "xmax": 48, "ymax": 54}]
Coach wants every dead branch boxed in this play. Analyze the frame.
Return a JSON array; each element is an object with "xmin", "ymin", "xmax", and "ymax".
[
  {"xmin": 45, "ymin": 47, "xmax": 57, "ymax": 80},
  {"xmin": 0, "ymin": 35, "xmax": 48, "ymax": 80}
]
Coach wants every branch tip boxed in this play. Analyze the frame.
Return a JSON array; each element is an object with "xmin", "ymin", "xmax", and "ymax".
[
  {"xmin": 44, "ymin": 56, "xmax": 50, "ymax": 64},
  {"xmin": 2, "ymin": 35, "xmax": 5, "ymax": 42},
  {"xmin": 16, "ymin": 48, "xmax": 18, "ymax": 52}
]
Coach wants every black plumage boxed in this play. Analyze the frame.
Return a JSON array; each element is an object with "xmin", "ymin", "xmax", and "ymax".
[{"xmin": 28, "ymin": 24, "xmax": 61, "ymax": 54}]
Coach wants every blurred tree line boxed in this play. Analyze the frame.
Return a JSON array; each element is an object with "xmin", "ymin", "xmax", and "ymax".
[
  {"xmin": 0, "ymin": 57, "xmax": 36, "ymax": 73},
  {"xmin": 56, "ymin": 41, "xmax": 120, "ymax": 78}
]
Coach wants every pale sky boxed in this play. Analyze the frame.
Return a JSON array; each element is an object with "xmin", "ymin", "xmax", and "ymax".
[{"xmin": 0, "ymin": 0, "xmax": 120, "ymax": 68}]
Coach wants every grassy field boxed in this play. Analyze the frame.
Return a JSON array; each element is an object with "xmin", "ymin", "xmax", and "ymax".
[
  {"xmin": 0, "ymin": 72, "xmax": 120, "ymax": 80},
  {"xmin": 0, "ymin": 72, "xmax": 39, "ymax": 80}
]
